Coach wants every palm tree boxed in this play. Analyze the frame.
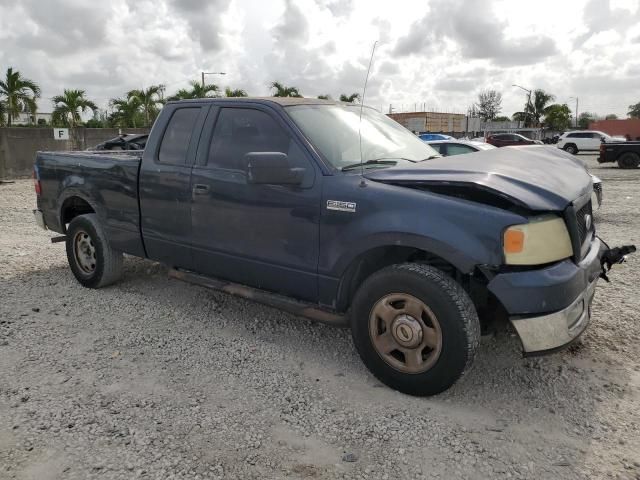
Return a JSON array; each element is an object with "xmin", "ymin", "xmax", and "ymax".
[
  {"xmin": 127, "ymin": 85, "xmax": 164, "ymax": 126},
  {"xmin": 514, "ymin": 89, "xmax": 555, "ymax": 127},
  {"xmin": 168, "ymin": 81, "xmax": 219, "ymax": 100},
  {"xmin": 51, "ymin": 89, "xmax": 98, "ymax": 128},
  {"xmin": 0, "ymin": 100, "xmax": 7, "ymax": 126},
  {"xmin": 339, "ymin": 93, "xmax": 360, "ymax": 103},
  {"xmin": 109, "ymin": 97, "xmax": 142, "ymax": 128},
  {"xmin": 225, "ymin": 87, "xmax": 248, "ymax": 97},
  {"xmin": 0, "ymin": 67, "xmax": 41, "ymax": 126},
  {"xmin": 270, "ymin": 81, "xmax": 302, "ymax": 98}
]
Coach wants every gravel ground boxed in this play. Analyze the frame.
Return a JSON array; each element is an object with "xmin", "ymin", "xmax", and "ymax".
[{"xmin": 1, "ymin": 154, "xmax": 639, "ymax": 480}]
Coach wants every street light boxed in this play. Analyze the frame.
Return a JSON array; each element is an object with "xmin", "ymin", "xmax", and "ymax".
[
  {"xmin": 201, "ymin": 71, "xmax": 226, "ymax": 88},
  {"xmin": 568, "ymin": 96, "xmax": 579, "ymax": 128},
  {"xmin": 512, "ymin": 84, "xmax": 532, "ymax": 128}
]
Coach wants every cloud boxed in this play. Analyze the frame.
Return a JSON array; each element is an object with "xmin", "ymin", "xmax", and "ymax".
[
  {"xmin": 165, "ymin": 0, "xmax": 233, "ymax": 51},
  {"xmin": 394, "ymin": 0, "xmax": 557, "ymax": 66},
  {"xmin": 316, "ymin": 0, "xmax": 353, "ymax": 17}
]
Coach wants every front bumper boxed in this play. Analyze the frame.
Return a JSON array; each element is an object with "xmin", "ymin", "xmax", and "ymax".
[
  {"xmin": 510, "ymin": 279, "xmax": 597, "ymax": 354},
  {"xmin": 488, "ymin": 238, "xmax": 606, "ymax": 354}
]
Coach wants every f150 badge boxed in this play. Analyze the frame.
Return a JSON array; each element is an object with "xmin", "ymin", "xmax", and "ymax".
[{"xmin": 327, "ymin": 200, "xmax": 356, "ymax": 213}]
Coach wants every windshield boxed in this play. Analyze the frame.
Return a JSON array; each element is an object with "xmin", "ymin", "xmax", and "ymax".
[{"xmin": 286, "ymin": 104, "xmax": 439, "ymax": 170}]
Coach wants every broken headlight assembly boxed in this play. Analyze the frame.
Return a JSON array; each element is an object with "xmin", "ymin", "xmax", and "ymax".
[{"xmin": 503, "ymin": 215, "xmax": 573, "ymax": 265}]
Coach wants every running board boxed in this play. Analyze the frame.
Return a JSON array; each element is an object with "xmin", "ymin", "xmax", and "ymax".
[{"xmin": 168, "ymin": 268, "xmax": 347, "ymax": 327}]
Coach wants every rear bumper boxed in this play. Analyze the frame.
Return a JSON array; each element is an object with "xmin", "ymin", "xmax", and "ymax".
[
  {"xmin": 488, "ymin": 238, "xmax": 606, "ymax": 354},
  {"xmin": 33, "ymin": 209, "xmax": 47, "ymax": 230}
]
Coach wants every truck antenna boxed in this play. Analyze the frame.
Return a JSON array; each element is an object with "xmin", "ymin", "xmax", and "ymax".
[{"xmin": 359, "ymin": 40, "xmax": 378, "ymax": 183}]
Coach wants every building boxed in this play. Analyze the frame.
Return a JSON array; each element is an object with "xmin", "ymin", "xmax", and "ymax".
[
  {"xmin": 589, "ymin": 119, "xmax": 640, "ymax": 140},
  {"xmin": 12, "ymin": 112, "xmax": 53, "ymax": 126},
  {"xmin": 386, "ymin": 111, "xmax": 542, "ymax": 139},
  {"xmin": 387, "ymin": 111, "xmax": 467, "ymax": 134}
]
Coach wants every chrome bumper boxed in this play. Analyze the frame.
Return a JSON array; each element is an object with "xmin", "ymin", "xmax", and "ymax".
[
  {"xmin": 510, "ymin": 279, "xmax": 597, "ymax": 354},
  {"xmin": 33, "ymin": 209, "xmax": 47, "ymax": 230}
]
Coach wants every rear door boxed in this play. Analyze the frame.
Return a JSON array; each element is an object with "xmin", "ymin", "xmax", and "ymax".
[
  {"xmin": 189, "ymin": 104, "xmax": 321, "ymax": 301},
  {"xmin": 139, "ymin": 103, "xmax": 209, "ymax": 269}
]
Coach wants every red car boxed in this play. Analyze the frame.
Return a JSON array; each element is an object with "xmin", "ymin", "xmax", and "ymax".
[{"xmin": 486, "ymin": 133, "xmax": 540, "ymax": 147}]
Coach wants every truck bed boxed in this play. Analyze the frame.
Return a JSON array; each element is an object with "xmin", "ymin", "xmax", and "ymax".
[{"xmin": 36, "ymin": 150, "xmax": 145, "ymax": 256}]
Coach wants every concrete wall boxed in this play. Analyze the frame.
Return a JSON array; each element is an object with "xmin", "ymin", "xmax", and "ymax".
[
  {"xmin": 589, "ymin": 119, "xmax": 640, "ymax": 140},
  {"xmin": 0, "ymin": 127, "xmax": 150, "ymax": 179}
]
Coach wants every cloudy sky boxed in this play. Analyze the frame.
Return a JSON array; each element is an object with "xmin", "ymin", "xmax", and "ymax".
[{"xmin": 1, "ymin": 0, "xmax": 639, "ymax": 118}]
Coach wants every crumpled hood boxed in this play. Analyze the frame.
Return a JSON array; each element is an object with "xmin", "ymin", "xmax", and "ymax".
[{"xmin": 364, "ymin": 145, "xmax": 593, "ymax": 211}]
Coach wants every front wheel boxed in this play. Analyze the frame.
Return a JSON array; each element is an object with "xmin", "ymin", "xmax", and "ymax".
[
  {"xmin": 65, "ymin": 213, "xmax": 123, "ymax": 288},
  {"xmin": 350, "ymin": 263, "xmax": 480, "ymax": 396},
  {"xmin": 564, "ymin": 144, "xmax": 578, "ymax": 155}
]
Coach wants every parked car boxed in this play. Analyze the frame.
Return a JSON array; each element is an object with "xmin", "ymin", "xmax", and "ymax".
[
  {"xmin": 33, "ymin": 98, "xmax": 634, "ymax": 396},
  {"xmin": 598, "ymin": 141, "xmax": 640, "ymax": 168},
  {"xmin": 556, "ymin": 130, "xmax": 624, "ymax": 155},
  {"xmin": 91, "ymin": 133, "xmax": 149, "ymax": 151},
  {"xmin": 486, "ymin": 133, "xmax": 542, "ymax": 147},
  {"xmin": 419, "ymin": 133, "xmax": 453, "ymax": 141},
  {"xmin": 426, "ymin": 139, "xmax": 496, "ymax": 156}
]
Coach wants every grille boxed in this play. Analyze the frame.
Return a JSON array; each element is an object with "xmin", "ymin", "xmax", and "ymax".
[{"xmin": 575, "ymin": 200, "xmax": 594, "ymax": 246}]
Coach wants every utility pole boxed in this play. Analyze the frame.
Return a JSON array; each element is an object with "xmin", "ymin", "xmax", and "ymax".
[
  {"xmin": 512, "ymin": 84, "xmax": 533, "ymax": 128},
  {"xmin": 569, "ymin": 96, "xmax": 579, "ymax": 128}
]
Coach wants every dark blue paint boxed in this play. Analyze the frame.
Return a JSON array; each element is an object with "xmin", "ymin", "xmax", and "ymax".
[{"xmin": 35, "ymin": 98, "xmax": 602, "ymax": 319}]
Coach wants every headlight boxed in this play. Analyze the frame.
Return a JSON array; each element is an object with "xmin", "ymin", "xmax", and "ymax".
[{"xmin": 503, "ymin": 215, "xmax": 573, "ymax": 265}]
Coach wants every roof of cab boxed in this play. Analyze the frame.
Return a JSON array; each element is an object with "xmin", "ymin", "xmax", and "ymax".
[{"xmin": 165, "ymin": 97, "xmax": 341, "ymax": 107}]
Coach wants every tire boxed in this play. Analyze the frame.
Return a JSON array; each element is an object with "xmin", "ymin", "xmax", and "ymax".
[
  {"xmin": 564, "ymin": 144, "xmax": 578, "ymax": 155},
  {"xmin": 350, "ymin": 263, "xmax": 480, "ymax": 396},
  {"xmin": 617, "ymin": 152, "xmax": 640, "ymax": 169},
  {"xmin": 65, "ymin": 213, "xmax": 123, "ymax": 288}
]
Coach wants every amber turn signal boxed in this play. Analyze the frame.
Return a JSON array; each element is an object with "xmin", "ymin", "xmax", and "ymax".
[{"xmin": 504, "ymin": 228, "xmax": 525, "ymax": 253}]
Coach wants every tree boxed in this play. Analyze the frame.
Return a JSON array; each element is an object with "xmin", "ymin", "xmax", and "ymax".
[
  {"xmin": 527, "ymin": 89, "xmax": 555, "ymax": 127},
  {"xmin": 543, "ymin": 104, "xmax": 572, "ymax": 131},
  {"xmin": 493, "ymin": 115, "xmax": 511, "ymax": 122},
  {"xmin": 317, "ymin": 94, "xmax": 331, "ymax": 100},
  {"xmin": 168, "ymin": 81, "xmax": 219, "ymax": 100},
  {"xmin": 109, "ymin": 97, "xmax": 142, "ymax": 128},
  {"xmin": 475, "ymin": 90, "xmax": 502, "ymax": 121},
  {"xmin": 605, "ymin": 113, "xmax": 618, "ymax": 120},
  {"xmin": 512, "ymin": 89, "xmax": 555, "ymax": 127},
  {"xmin": 0, "ymin": 100, "xmax": 6, "ymax": 126},
  {"xmin": 0, "ymin": 67, "xmax": 41, "ymax": 126},
  {"xmin": 225, "ymin": 87, "xmax": 248, "ymax": 97},
  {"xmin": 339, "ymin": 93, "xmax": 360, "ymax": 103},
  {"xmin": 51, "ymin": 89, "xmax": 98, "ymax": 128},
  {"xmin": 127, "ymin": 85, "xmax": 163, "ymax": 126},
  {"xmin": 270, "ymin": 81, "xmax": 302, "ymax": 98},
  {"xmin": 628, "ymin": 102, "xmax": 640, "ymax": 118},
  {"xmin": 578, "ymin": 112, "xmax": 596, "ymax": 129}
]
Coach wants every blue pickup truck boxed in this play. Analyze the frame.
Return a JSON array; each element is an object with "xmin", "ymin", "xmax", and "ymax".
[{"xmin": 33, "ymin": 98, "xmax": 633, "ymax": 396}]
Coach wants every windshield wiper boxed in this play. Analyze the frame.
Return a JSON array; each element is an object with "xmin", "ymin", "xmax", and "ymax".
[
  {"xmin": 341, "ymin": 159, "xmax": 398, "ymax": 171},
  {"xmin": 422, "ymin": 155, "xmax": 441, "ymax": 161}
]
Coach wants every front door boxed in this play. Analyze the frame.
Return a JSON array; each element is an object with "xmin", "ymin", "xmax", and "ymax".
[{"xmin": 190, "ymin": 105, "xmax": 321, "ymax": 302}]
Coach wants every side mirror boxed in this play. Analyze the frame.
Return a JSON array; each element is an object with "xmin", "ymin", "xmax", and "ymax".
[{"xmin": 245, "ymin": 152, "xmax": 304, "ymax": 185}]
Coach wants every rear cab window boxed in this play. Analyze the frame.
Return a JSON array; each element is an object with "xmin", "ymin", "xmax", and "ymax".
[{"xmin": 158, "ymin": 108, "xmax": 201, "ymax": 164}]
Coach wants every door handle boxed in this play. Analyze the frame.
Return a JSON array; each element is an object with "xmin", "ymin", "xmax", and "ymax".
[{"xmin": 192, "ymin": 184, "xmax": 210, "ymax": 194}]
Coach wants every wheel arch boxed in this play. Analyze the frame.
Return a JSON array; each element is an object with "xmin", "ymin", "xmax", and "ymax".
[
  {"xmin": 59, "ymin": 193, "xmax": 97, "ymax": 233},
  {"xmin": 335, "ymin": 244, "xmax": 468, "ymax": 313}
]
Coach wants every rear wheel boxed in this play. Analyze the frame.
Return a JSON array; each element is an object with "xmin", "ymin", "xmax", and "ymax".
[
  {"xmin": 65, "ymin": 214, "xmax": 123, "ymax": 288},
  {"xmin": 350, "ymin": 263, "xmax": 480, "ymax": 396},
  {"xmin": 617, "ymin": 152, "xmax": 640, "ymax": 169},
  {"xmin": 564, "ymin": 144, "xmax": 578, "ymax": 155}
]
